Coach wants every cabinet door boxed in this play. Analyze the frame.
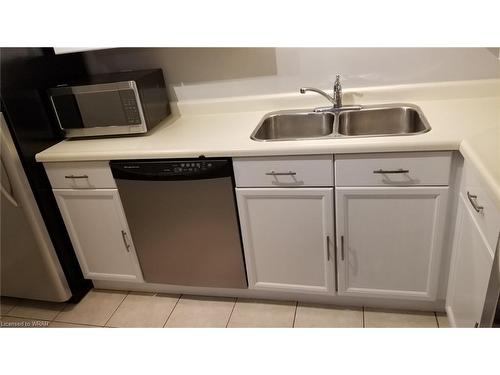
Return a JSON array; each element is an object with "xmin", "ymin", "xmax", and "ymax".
[
  {"xmin": 236, "ymin": 188, "xmax": 335, "ymax": 294},
  {"xmin": 336, "ymin": 187, "xmax": 449, "ymax": 300},
  {"xmin": 446, "ymin": 194, "xmax": 494, "ymax": 327},
  {"xmin": 53, "ymin": 189, "xmax": 143, "ymax": 282}
]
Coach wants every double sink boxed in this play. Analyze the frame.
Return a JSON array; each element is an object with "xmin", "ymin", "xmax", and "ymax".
[{"xmin": 251, "ymin": 104, "xmax": 431, "ymax": 141}]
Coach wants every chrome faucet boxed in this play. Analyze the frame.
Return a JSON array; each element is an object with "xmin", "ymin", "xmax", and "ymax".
[
  {"xmin": 300, "ymin": 74, "xmax": 360, "ymax": 112},
  {"xmin": 333, "ymin": 74, "xmax": 342, "ymax": 108}
]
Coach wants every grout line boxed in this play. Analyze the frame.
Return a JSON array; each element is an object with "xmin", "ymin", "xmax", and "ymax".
[
  {"xmin": 292, "ymin": 301, "xmax": 298, "ymax": 328},
  {"xmin": 49, "ymin": 321, "xmax": 103, "ymax": 328},
  {"xmin": 50, "ymin": 305, "xmax": 67, "ymax": 322},
  {"xmin": 6, "ymin": 299, "xmax": 68, "ymax": 323},
  {"xmin": 103, "ymin": 291, "xmax": 129, "ymax": 328},
  {"xmin": 434, "ymin": 312, "xmax": 440, "ymax": 328},
  {"xmin": 225, "ymin": 298, "xmax": 238, "ymax": 328},
  {"xmin": 0, "ymin": 298, "xmax": 65, "ymax": 322},
  {"xmin": 2, "ymin": 297, "xmax": 21, "ymax": 314},
  {"xmin": 53, "ymin": 304, "xmax": 66, "ymax": 322},
  {"xmin": 54, "ymin": 288, "xmax": 91, "ymax": 322},
  {"xmin": 162, "ymin": 294, "xmax": 182, "ymax": 328}
]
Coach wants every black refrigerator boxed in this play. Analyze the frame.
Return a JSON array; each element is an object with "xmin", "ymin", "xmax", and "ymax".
[{"xmin": 1, "ymin": 47, "xmax": 93, "ymax": 302}]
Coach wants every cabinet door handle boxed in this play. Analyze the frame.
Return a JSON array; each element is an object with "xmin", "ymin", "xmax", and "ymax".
[
  {"xmin": 333, "ymin": 239, "xmax": 339, "ymax": 292},
  {"xmin": 373, "ymin": 169, "xmax": 409, "ymax": 174},
  {"xmin": 64, "ymin": 174, "xmax": 89, "ymax": 179},
  {"xmin": 467, "ymin": 191, "xmax": 484, "ymax": 213},
  {"xmin": 265, "ymin": 171, "xmax": 297, "ymax": 176},
  {"xmin": 340, "ymin": 235, "xmax": 345, "ymax": 261},
  {"xmin": 121, "ymin": 230, "xmax": 131, "ymax": 252},
  {"xmin": 326, "ymin": 235, "xmax": 330, "ymax": 261}
]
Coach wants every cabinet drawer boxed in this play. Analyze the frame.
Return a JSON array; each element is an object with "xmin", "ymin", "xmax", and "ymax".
[
  {"xmin": 233, "ymin": 155, "xmax": 333, "ymax": 187},
  {"xmin": 460, "ymin": 161, "xmax": 500, "ymax": 253},
  {"xmin": 44, "ymin": 161, "xmax": 116, "ymax": 189},
  {"xmin": 335, "ymin": 151, "xmax": 452, "ymax": 186}
]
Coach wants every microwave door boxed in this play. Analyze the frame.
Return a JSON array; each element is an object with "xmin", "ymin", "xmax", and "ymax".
[
  {"xmin": 74, "ymin": 91, "xmax": 128, "ymax": 128},
  {"xmin": 50, "ymin": 93, "xmax": 85, "ymax": 130},
  {"xmin": 49, "ymin": 82, "xmax": 149, "ymax": 137}
]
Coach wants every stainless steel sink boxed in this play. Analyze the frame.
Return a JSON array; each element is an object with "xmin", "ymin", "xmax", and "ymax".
[
  {"xmin": 251, "ymin": 104, "xmax": 430, "ymax": 141},
  {"xmin": 251, "ymin": 111, "xmax": 334, "ymax": 141},
  {"xmin": 337, "ymin": 106, "xmax": 429, "ymax": 137}
]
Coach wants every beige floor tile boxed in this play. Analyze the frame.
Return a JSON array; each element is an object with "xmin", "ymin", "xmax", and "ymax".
[
  {"xmin": 364, "ymin": 308, "xmax": 438, "ymax": 328},
  {"xmin": 165, "ymin": 295, "xmax": 235, "ymax": 328},
  {"xmin": 294, "ymin": 303, "xmax": 363, "ymax": 328},
  {"xmin": 227, "ymin": 299, "xmax": 296, "ymax": 328},
  {"xmin": 1, "ymin": 315, "xmax": 50, "ymax": 328},
  {"xmin": 49, "ymin": 321, "xmax": 101, "ymax": 328},
  {"xmin": 436, "ymin": 313, "xmax": 450, "ymax": 328},
  {"xmin": 106, "ymin": 292, "xmax": 179, "ymax": 328},
  {"xmin": 1, "ymin": 297, "xmax": 19, "ymax": 315},
  {"xmin": 54, "ymin": 289, "xmax": 127, "ymax": 326},
  {"xmin": 8, "ymin": 299, "xmax": 66, "ymax": 321}
]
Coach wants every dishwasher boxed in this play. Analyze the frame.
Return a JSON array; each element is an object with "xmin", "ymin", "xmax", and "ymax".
[{"xmin": 110, "ymin": 158, "xmax": 247, "ymax": 288}]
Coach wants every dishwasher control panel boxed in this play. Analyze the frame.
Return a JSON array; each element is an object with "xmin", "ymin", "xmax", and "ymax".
[
  {"xmin": 110, "ymin": 158, "xmax": 232, "ymax": 180},
  {"xmin": 165, "ymin": 161, "xmax": 214, "ymax": 174}
]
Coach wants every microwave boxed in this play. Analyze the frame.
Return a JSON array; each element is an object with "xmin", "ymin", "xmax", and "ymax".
[{"xmin": 48, "ymin": 69, "xmax": 170, "ymax": 138}]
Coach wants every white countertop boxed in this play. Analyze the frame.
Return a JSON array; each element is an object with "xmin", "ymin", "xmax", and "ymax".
[{"xmin": 36, "ymin": 79, "xmax": 500, "ymax": 206}]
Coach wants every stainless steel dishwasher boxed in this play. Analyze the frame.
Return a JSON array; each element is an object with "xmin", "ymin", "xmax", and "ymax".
[{"xmin": 110, "ymin": 158, "xmax": 247, "ymax": 288}]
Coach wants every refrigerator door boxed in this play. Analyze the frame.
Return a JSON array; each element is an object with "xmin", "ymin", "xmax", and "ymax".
[{"xmin": 1, "ymin": 113, "xmax": 71, "ymax": 302}]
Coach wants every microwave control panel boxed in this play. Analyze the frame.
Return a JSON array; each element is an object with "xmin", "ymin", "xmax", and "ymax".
[{"xmin": 119, "ymin": 89, "xmax": 142, "ymax": 125}]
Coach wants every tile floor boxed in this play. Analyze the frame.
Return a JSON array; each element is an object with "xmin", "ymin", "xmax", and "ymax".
[{"xmin": 0, "ymin": 290, "xmax": 450, "ymax": 328}]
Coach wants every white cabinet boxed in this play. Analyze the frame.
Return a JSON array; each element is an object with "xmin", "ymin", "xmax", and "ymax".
[
  {"xmin": 445, "ymin": 194, "xmax": 494, "ymax": 327},
  {"xmin": 236, "ymin": 188, "xmax": 335, "ymax": 294},
  {"xmin": 336, "ymin": 186, "xmax": 449, "ymax": 300},
  {"xmin": 445, "ymin": 160, "xmax": 499, "ymax": 328},
  {"xmin": 53, "ymin": 189, "xmax": 143, "ymax": 282},
  {"xmin": 335, "ymin": 151, "xmax": 452, "ymax": 186},
  {"xmin": 233, "ymin": 155, "xmax": 333, "ymax": 187},
  {"xmin": 45, "ymin": 161, "xmax": 116, "ymax": 189}
]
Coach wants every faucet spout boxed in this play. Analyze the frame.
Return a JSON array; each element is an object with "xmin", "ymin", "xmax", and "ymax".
[{"xmin": 299, "ymin": 87, "xmax": 335, "ymax": 105}]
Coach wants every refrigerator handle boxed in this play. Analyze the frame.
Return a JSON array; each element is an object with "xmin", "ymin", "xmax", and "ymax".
[{"xmin": 0, "ymin": 157, "xmax": 19, "ymax": 207}]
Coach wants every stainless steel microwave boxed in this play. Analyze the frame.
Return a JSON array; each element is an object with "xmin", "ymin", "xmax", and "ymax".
[{"xmin": 48, "ymin": 69, "xmax": 170, "ymax": 138}]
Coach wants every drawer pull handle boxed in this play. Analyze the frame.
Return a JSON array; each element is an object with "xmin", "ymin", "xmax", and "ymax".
[
  {"xmin": 64, "ymin": 175, "xmax": 89, "ymax": 179},
  {"xmin": 467, "ymin": 191, "xmax": 484, "ymax": 213},
  {"xmin": 373, "ymin": 169, "xmax": 409, "ymax": 174},
  {"xmin": 121, "ymin": 230, "xmax": 131, "ymax": 253},
  {"xmin": 265, "ymin": 171, "xmax": 297, "ymax": 176}
]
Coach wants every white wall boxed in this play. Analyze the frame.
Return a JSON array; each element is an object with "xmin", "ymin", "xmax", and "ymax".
[
  {"xmin": 82, "ymin": 48, "xmax": 277, "ymax": 100},
  {"xmin": 173, "ymin": 48, "xmax": 500, "ymax": 100},
  {"xmin": 82, "ymin": 48, "xmax": 500, "ymax": 101}
]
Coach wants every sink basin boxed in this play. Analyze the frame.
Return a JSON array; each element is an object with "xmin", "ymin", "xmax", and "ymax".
[
  {"xmin": 251, "ymin": 104, "xmax": 430, "ymax": 141},
  {"xmin": 337, "ymin": 106, "xmax": 430, "ymax": 137},
  {"xmin": 251, "ymin": 111, "xmax": 334, "ymax": 141}
]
